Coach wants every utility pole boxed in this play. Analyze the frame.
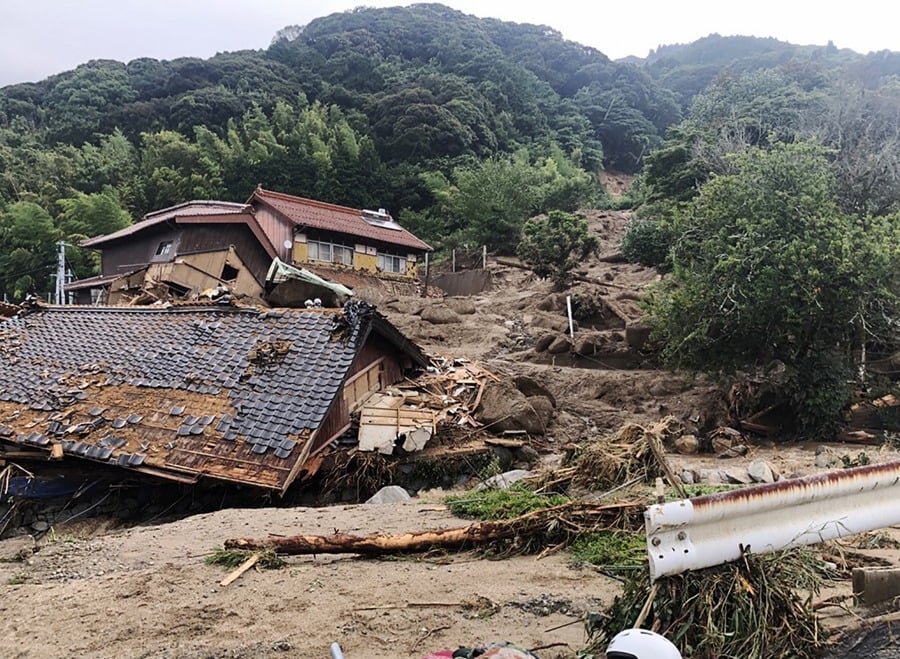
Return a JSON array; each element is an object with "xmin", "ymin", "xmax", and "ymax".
[{"xmin": 55, "ymin": 240, "xmax": 66, "ymax": 305}]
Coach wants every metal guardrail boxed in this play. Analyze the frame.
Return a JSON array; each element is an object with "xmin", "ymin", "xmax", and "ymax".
[{"xmin": 645, "ymin": 460, "xmax": 900, "ymax": 581}]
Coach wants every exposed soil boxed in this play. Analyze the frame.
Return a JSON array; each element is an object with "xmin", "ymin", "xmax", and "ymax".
[
  {"xmin": 0, "ymin": 502, "xmax": 616, "ymax": 659},
  {"xmin": 2, "ymin": 208, "xmax": 897, "ymax": 657}
]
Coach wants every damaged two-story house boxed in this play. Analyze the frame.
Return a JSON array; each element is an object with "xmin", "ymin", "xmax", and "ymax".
[{"xmin": 66, "ymin": 188, "xmax": 432, "ymax": 304}]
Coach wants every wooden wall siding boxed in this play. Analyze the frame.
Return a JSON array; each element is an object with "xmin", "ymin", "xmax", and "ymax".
[
  {"xmin": 254, "ymin": 205, "xmax": 293, "ymax": 261},
  {"xmin": 177, "ymin": 224, "xmax": 272, "ymax": 285},
  {"xmin": 101, "ymin": 226, "xmax": 179, "ymax": 276},
  {"xmin": 310, "ymin": 334, "xmax": 405, "ymax": 455}
]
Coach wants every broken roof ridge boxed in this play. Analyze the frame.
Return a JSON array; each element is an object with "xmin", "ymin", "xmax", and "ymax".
[
  {"xmin": 251, "ymin": 186, "xmax": 374, "ymax": 217},
  {"xmin": 143, "ymin": 199, "xmax": 250, "ymax": 220}
]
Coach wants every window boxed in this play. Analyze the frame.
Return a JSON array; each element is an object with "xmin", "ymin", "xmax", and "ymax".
[
  {"xmin": 308, "ymin": 239, "xmax": 352, "ymax": 265},
  {"xmin": 377, "ymin": 252, "xmax": 407, "ymax": 274},
  {"xmin": 221, "ymin": 264, "xmax": 240, "ymax": 281},
  {"xmin": 155, "ymin": 241, "xmax": 173, "ymax": 257}
]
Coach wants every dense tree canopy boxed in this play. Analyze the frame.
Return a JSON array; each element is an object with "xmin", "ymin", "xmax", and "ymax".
[{"xmin": 645, "ymin": 142, "xmax": 900, "ymax": 432}]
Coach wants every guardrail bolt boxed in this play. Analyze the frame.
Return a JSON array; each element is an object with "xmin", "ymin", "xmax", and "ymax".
[{"xmin": 651, "ymin": 537, "xmax": 661, "ymax": 546}]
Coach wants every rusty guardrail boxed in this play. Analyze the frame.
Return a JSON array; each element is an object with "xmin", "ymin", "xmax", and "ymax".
[{"xmin": 645, "ymin": 460, "xmax": 900, "ymax": 580}]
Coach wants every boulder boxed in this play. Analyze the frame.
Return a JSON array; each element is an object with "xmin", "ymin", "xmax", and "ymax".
[
  {"xmin": 512, "ymin": 375, "xmax": 557, "ymax": 407},
  {"xmin": 547, "ymin": 336, "xmax": 572, "ymax": 354},
  {"xmin": 365, "ymin": 485, "xmax": 412, "ymax": 504},
  {"xmin": 534, "ymin": 333, "xmax": 556, "ymax": 353},
  {"xmin": 625, "ymin": 322, "xmax": 652, "ymax": 350},
  {"xmin": 748, "ymin": 459, "xmax": 777, "ymax": 483},
  {"xmin": 477, "ymin": 469, "xmax": 535, "ymax": 490},
  {"xmin": 574, "ymin": 336, "xmax": 599, "ymax": 356},
  {"xmin": 680, "ymin": 469, "xmax": 697, "ymax": 485},
  {"xmin": 674, "ymin": 434, "xmax": 700, "ymax": 455},
  {"xmin": 724, "ymin": 469, "xmax": 754, "ymax": 485},
  {"xmin": 536, "ymin": 294, "xmax": 564, "ymax": 312},
  {"xmin": 421, "ymin": 305, "xmax": 461, "ymax": 325},
  {"xmin": 445, "ymin": 297, "xmax": 477, "ymax": 315},
  {"xmin": 386, "ymin": 299, "xmax": 425, "ymax": 316},
  {"xmin": 814, "ymin": 446, "xmax": 840, "ymax": 469},
  {"xmin": 477, "ymin": 383, "xmax": 554, "ymax": 435},
  {"xmin": 697, "ymin": 469, "xmax": 724, "ymax": 484}
]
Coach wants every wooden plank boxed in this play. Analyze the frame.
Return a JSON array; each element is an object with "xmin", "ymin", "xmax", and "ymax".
[{"xmin": 220, "ymin": 553, "xmax": 259, "ymax": 586}]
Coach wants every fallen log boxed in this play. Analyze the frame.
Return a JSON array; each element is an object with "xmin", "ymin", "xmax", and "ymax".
[{"xmin": 224, "ymin": 501, "xmax": 642, "ymax": 556}]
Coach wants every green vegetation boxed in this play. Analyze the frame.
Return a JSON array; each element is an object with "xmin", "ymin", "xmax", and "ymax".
[
  {"xmin": 205, "ymin": 548, "xmax": 285, "ymax": 570},
  {"xmin": 587, "ymin": 549, "xmax": 827, "ymax": 659},
  {"xmin": 644, "ymin": 141, "xmax": 900, "ymax": 433},
  {"xmin": 569, "ymin": 531, "xmax": 645, "ymax": 567},
  {"xmin": 446, "ymin": 485, "xmax": 568, "ymax": 521},
  {"xmin": 517, "ymin": 210, "xmax": 598, "ymax": 289}
]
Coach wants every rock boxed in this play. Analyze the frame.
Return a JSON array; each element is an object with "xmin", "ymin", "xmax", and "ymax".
[
  {"xmin": 421, "ymin": 305, "xmax": 461, "ymax": 324},
  {"xmin": 625, "ymin": 322, "xmax": 652, "ymax": 350},
  {"xmin": 30, "ymin": 520, "xmax": 49, "ymax": 532},
  {"xmin": 514, "ymin": 444, "xmax": 541, "ymax": 465},
  {"xmin": 512, "ymin": 375, "xmax": 557, "ymax": 407},
  {"xmin": 680, "ymin": 469, "xmax": 696, "ymax": 485},
  {"xmin": 477, "ymin": 469, "xmax": 535, "ymax": 490},
  {"xmin": 534, "ymin": 333, "xmax": 556, "ymax": 353},
  {"xmin": 536, "ymin": 294, "xmax": 563, "ymax": 312},
  {"xmin": 574, "ymin": 336, "xmax": 598, "ymax": 356},
  {"xmin": 815, "ymin": 446, "xmax": 839, "ymax": 468},
  {"xmin": 477, "ymin": 383, "xmax": 554, "ymax": 435},
  {"xmin": 524, "ymin": 396, "xmax": 555, "ymax": 433},
  {"xmin": 724, "ymin": 469, "xmax": 754, "ymax": 485},
  {"xmin": 445, "ymin": 297, "xmax": 477, "ymax": 315},
  {"xmin": 697, "ymin": 469, "xmax": 724, "ymax": 484},
  {"xmin": 717, "ymin": 444, "xmax": 749, "ymax": 459},
  {"xmin": 547, "ymin": 336, "xmax": 572, "ymax": 354},
  {"xmin": 711, "ymin": 435, "xmax": 734, "ymax": 454},
  {"xmin": 674, "ymin": 434, "xmax": 700, "ymax": 455},
  {"xmin": 386, "ymin": 299, "xmax": 424, "ymax": 316},
  {"xmin": 748, "ymin": 459, "xmax": 776, "ymax": 483},
  {"xmin": 365, "ymin": 485, "xmax": 411, "ymax": 504}
]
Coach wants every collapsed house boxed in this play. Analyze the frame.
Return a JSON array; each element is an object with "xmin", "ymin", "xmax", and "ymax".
[
  {"xmin": 66, "ymin": 200, "xmax": 276, "ymax": 305},
  {"xmin": 0, "ymin": 301, "xmax": 428, "ymax": 492},
  {"xmin": 65, "ymin": 188, "xmax": 432, "ymax": 305}
]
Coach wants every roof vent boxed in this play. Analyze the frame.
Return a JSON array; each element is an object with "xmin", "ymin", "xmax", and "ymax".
[{"xmin": 361, "ymin": 208, "xmax": 402, "ymax": 231}]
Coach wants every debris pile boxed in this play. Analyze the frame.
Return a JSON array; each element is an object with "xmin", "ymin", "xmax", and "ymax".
[
  {"xmin": 588, "ymin": 548, "xmax": 827, "ymax": 659},
  {"xmin": 355, "ymin": 357, "xmax": 502, "ymax": 456},
  {"xmin": 536, "ymin": 417, "xmax": 684, "ymax": 496}
]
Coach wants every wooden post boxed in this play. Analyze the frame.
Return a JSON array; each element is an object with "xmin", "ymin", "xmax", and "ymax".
[
  {"xmin": 566, "ymin": 295, "xmax": 575, "ymax": 339},
  {"xmin": 482, "ymin": 245, "xmax": 487, "ymax": 269},
  {"xmin": 422, "ymin": 252, "xmax": 431, "ymax": 298},
  {"xmin": 451, "ymin": 249, "xmax": 456, "ymax": 273}
]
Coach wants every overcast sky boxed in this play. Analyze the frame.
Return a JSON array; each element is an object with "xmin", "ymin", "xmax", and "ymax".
[{"xmin": 1, "ymin": 0, "xmax": 897, "ymax": 87}]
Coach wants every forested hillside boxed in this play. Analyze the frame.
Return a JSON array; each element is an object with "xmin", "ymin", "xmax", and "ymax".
[{"xmin": 0, "ymin": 4, "xmax": 897, "ymax": 305}]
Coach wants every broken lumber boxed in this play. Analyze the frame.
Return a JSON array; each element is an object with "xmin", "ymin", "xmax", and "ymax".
[
  {"xmin": 223, "ymin": 501, "xmax": 642, "ymax": 556},
  {"xmin": 219, "ymin": 553, "xmax": 259, "ymax": 586}
]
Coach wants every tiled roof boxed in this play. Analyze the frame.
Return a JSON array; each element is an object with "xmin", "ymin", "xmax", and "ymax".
[
  {"xmin": 0, "ymin": 302, "xmax": 423, "ymax": 491},
  {"xmin": 81, "ymin": 201, "xmax": 252, "ymax": 248},
  {"xmin": 251, "ymin": 187, "xmax": 432, "ymax": 252}
]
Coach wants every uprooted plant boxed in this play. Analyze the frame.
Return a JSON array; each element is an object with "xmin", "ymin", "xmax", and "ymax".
[
  {"xmin": 223, "ymin": 500, "xmax": 644, "ymax": 559},
  {"xmin": 585, "ymin": 548, "xmax": 827, "ymax": 659}
]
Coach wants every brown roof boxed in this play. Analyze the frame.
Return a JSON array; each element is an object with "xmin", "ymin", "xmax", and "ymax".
[
  {"xmin": 250, "ymin": 187, "xmax": 431, "ymax": 252},
  {"xmin": 80, "ymin": 201, "xmax": 255, "ymax": 248}
]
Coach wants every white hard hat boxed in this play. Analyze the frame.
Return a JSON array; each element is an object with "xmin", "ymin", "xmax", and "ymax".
[{"xmin": 606, "ymin": 629, "xmax": 682, "ymax": 659}]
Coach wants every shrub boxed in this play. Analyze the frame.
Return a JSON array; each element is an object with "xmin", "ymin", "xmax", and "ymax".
[{"xmin": 516, "ymin": 210, "xmax": 599, "ymax": 290}]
